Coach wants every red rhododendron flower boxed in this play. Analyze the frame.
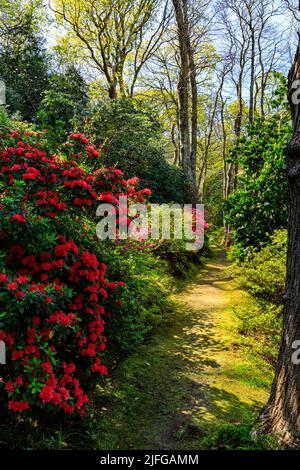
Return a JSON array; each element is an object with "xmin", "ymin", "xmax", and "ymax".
[
  {"xmin": 16, "ymin": 276, "xmax": 29, "ymax": 284},
  {"xmin": 91, "ymin": 359, "xmax": 108, "ymax": 375},
  {"xmin": 7, "ymin": 282, "xmax": 17, "ymax": 291},
  {"xmin": 39, "ymin": 385, "xmax": 55, "ymax": 403},
  {"xmin": 5, "ymin": 381, "xmax": 15, "ymax": 393},
  {"xmin": 16, "ymin": 292, "xmax": 25, "ymax": 300},
  {"xmin": 8, "ymin": 400, "xmax": 29, "ymax": 412},
  {"xmin": 11, "ymin": 214, "xmax": 26, "ymax": 223}
]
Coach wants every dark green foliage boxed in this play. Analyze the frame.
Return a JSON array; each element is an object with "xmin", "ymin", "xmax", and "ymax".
[
  {"xmin": 224, "ymin": 90, "xmax": 291, "ymax": 256},
  {"xmin": 84, "ymin": 98, "xmax": 190, "ymax": 204},
  {"xmin": 0, "ymin": 30, "xmax": 49, "ymax": 121},
  {"xmin": 37, "ymin": 66, "xmax": 88, "ymax": 144}
]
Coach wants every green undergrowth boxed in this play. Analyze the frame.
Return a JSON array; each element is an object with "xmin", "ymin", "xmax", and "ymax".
[
  {"xmin": 229, "ymin": 229, "xmax": 286, "ymax": 366},
  {"xmin": 200, "ymin": 424, "xmax": 279, "ymax": 450},
  {"xmin": 0, "ymin": 248, "xmax": 280, "ymax": 450}
]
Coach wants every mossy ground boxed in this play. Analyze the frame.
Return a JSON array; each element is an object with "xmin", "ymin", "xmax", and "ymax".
[{"xmin": 87, "ymin": 249, "xmax": 274, "ymax": 450}]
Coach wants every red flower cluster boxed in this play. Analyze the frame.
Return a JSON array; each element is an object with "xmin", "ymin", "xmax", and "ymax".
[
  {"xmin": 0, "ymin": 130, "xmax": 150, "ymax": 417},
  {"xmin": 8, "ymin": 400, "xmax": 29, "ymax": 412},
  {"xmin": 11, "ymin": 214, "xmax": 26, "ymax": 223}
]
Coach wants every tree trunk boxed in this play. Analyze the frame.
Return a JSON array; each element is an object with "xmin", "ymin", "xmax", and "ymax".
[
  {"xmin": 108, "ymin": 83, "xmax": 117, "ymax": 100},
  {"xmin": 187, "ymin": 29, "xmax": 197, "ymax": 188},
  {"xmin": 172, "ymin": 0, "xmax": 190, "ymax": 179},
  {"xmin": 234, "ymin": 69, "xmax": 243, "ymax": 190},
  {"xmin": 171, "ymin": 122, "xmax": 179, "ymax": 165},
  {"xmin": 197, "ymin": 90, "xmax": 220, "ymax": 201},
  {"xmin": 249, "ymin": 28, "xmax": 255, "ymax": 125},
  {"xmin": 259, "ymin": 38, "xmax": 300, "ymax": 447},
  {"xmin": 221, "ymin": 98, "xmax": 232, "ymax": 247},
  {"xmin": 177, "ymin": 65, "xmax": 191, "ymax": 180}
]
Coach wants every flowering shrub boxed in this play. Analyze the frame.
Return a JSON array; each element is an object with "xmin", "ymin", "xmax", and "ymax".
[{"xmin": 0, "ymin": 129, "xmax": 150, "ymax": 417}]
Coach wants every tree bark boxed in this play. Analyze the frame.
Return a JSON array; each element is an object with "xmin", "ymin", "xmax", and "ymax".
[
  {"xmin": 249, "ymin": 27, "xmax": 256, "ymax": 125},
  {"xmin": 197, "ymin": 90, "xmax": 220, "ymax": 201},
  {"xmin": 108, "ymin": 83, "xmax": 117, "ymax": 100},
  {"xmin": 187, "ymin": 26, "xmax": 197, "ymax": 188},
  {"xmin": 171, "ymin": 122, "xmax": 179, "ymax": 165},
  {"xmin": 258, "ymin": 37, "xmax": 300, "ymax": 447},
  {"xmin": 220, "ymin": 97, "xmax": 232, "ymax": 247},
  {"xmin": 172, "ymin": 0, "xmax": 191, "ymax": 182}
]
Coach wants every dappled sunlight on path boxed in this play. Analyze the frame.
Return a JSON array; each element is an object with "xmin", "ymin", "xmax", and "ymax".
[{"xmin": 95, "ymin": 249, "xmax": 273, "ymax": 450}]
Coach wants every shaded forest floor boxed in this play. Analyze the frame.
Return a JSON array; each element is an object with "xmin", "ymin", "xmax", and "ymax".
[{"xmin": 90, "ymin": 249, "xmax": 274, "ymax": 450}]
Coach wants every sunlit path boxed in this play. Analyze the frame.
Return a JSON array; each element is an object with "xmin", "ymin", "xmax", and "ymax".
[{"xmin": 93, "ymin": 250, "xmax": 272, "ymax": 450}]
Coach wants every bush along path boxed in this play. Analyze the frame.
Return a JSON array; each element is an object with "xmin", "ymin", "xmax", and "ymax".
[{"xmin": 88, "ymin": 249, "xmax": 275, "ymax": 450}]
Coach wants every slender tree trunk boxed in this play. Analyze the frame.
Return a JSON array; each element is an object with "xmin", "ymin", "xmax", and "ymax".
[
  {"xmin": 197, "ymin": 90, "xmax": 219, "ymax": 200},
  {"xmin": 171, "ymin": 122, "xmax": 179, "ymax": 165},
  {"xmin": 187, "ymin": 29, "xmax": 197, "ymax": 188},
  {"xmin": 221, "ymin": 100, "xmax": 227, "ymax": 200},
  {"xmin": 173, "ymin": 0, "xmax": 191, "ymax": 182},
  {"xmin": 198, "ymin": 154, "xmax": 207, "ymax": 203},
  {"xmin": 261, "ymin": 77, "xmax": 266, "ymax": 117},
  {"xmin": 249, "ymin": 29, "xmax": 255, "ymax": 125},
  {"xmin": 234, "ymin": 79, "xmax": 243, "ymax": 138},
  {"xmin": 233, "ymin": 67, "xmax": 243, "ymax": 191},
  {"xmin": 220, "ymin": 98, "xmax": 231, "ymax": 246},
  {"xmin": 177, "ymin": 68, "xmax": 191, "ymax": 179},
  {"xmin": 259, "ymin": 38, "xmax": 300, "ymax": 447}
]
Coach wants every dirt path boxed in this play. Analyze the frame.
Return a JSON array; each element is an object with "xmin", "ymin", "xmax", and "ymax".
[{"xmin": 94, "ymin": 249, "xmax": 273, "ymax": 450}]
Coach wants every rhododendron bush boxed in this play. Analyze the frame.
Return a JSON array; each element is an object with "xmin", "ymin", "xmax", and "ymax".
[{"xmin": 0, "ymin": 130, "xmax": 151, "ymax": 417}]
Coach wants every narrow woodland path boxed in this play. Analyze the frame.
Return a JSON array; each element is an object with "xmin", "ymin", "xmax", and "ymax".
[{"xmin": 94, "ymin": 249, "xmax": 273, "ymax": 450}]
